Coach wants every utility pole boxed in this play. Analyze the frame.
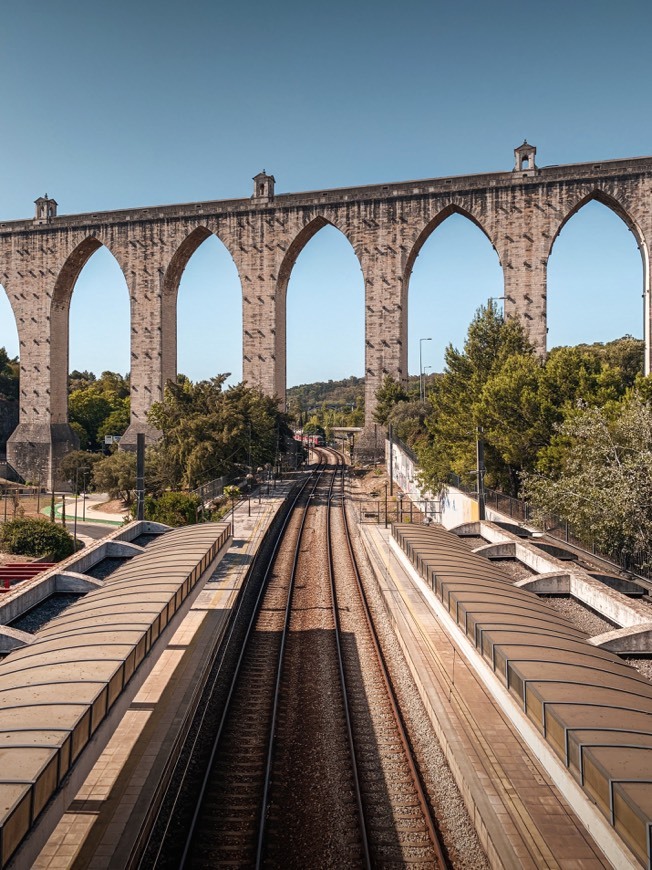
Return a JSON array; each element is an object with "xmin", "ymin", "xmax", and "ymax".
[
  {"xmin": 136, "ymin": 433, "xmax": 145, "ymax": 521},
  {"xmin": 384, "ymin": 482, "xmax": 388, "ymax": 529},
  {"xmin": 388, "ymin": 423, "xmax": 394, "ymax": 496}
]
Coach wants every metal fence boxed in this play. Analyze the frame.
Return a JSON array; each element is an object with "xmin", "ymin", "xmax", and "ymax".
[
  {"xmin": 463, "ymin": 482, "xmax": 651, "ymax": 577},
  {"xmin": 358, "ymin": 497, "xmax": 441, "ymax": 527},
  {"xmin": 0, "ymin": 486, "xmax": 45, "ymax": 521},
  {"xmin": 191, "ymin": 475, "xmax": 231, "ymax": 505}
]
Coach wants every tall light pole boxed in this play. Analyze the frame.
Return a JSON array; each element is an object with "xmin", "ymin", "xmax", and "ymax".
[
  {"xmin": 488, "ymin": 296, "xmax": 506, "ymax": 315},
  {"xmin": 419, "ymin": 337, "xmax": 432, "ymax": 402},
  {"xmin": 422, "ymin": 365, "xmax": 432, "ymax": 400}
]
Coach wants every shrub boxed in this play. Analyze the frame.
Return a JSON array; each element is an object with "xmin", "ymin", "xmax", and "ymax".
[
  {"xmin": 0, "ymin": 518, "xmax": 75, "ymax": 560},
  {"xmin": 142, "ymin": 491, "xmax": 202, "ymax": 527}
]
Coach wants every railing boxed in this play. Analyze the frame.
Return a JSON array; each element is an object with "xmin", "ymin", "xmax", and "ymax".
[
  {"xmin": 191, "ymin": 475, "xmax": 231, "ymax": 505},
  {"xmin": 455, "ymin": 478, "xmax": 651, "ymax": 577},
  {"xmin": 484, "ymin": 486, "xmax": 529, "ymax": 522},
  {"xmin": 357, "ymin": 497, "xmax": 441, "ymax": 526},
  {"xmin": 391, "ymin": 434, "xmax": 418, "ymax": 465}
]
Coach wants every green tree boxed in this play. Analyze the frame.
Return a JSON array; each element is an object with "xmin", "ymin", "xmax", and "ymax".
[
  {"xmin": 92, "ymin": 450, "xmax": 137, "ymax": 503},
  {"xmin": 60, "ymin": 450, "xmax": 101, "ymax": 492},
  {"xmin": 68, "ymin": 390, "xmax": 114, "ymax": 451},
  {"xmin": 97, "ymin": 401, "xmax": 130, "ymax": 444},
  {"xmin": 418, "ymin": 302, "xmax": 533, "ymax": 495},
  {"xmin": 373, "ymin": 375, "xmax": 409, "ymax": 425},
  {"xmin": 69, "ymin": 370, "xmax": 96, "ymax": 392},
  {"xmin": 0, "ymin": 517, "xmax": 75, "ymax": 560},
  {"xmin": 302, "ymin": 420, "xmax": 326, "ymax": 438},
  {"xmin": 573, "ymin": 335, "xmax": 644, "ymax": 387},
  {"xmin": 68, "ymin": 371, "xmax": 130, "ymax": 450},
  {"xmin": 386, "ymin": 399, "xmax": 430, "ymax": 448},
  {"xmin": 522, "ymin": 396, "xmax": 652, "ymax": 564},
  {"xmin": 148, "ymin": 376, "xmax": 291, "ymax": 490},
  {"xmin": 69, "ymin": 421, "xmax": 88, "ymax": 450},
  {"xmin": 0, "ymin": 348, "xmax": 19, "ymax": 400},
  {"xmin": 142, "ymin": 491, "xmax": 202, "ymax": 526}
]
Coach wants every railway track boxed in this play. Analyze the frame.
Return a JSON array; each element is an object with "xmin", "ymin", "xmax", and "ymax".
[{"xmin": 145, "ymin": 450, "xmax": 448, "ymax": 868}]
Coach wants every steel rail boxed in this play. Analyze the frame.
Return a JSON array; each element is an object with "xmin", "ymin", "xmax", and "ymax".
[
  {"xmin": 324, "ymin": 449, "xmax": 373, "ymax": 869},
  {"xmin": 253, "ymin": 459, "xmax": 329, "ymax": 867},
  {"xmin": 332, "ymin": 446, "xmax": 451, "ymax": 869},
  {"xmin": 172, "ymin": 463, "xmax": 324, "ymax": 869}
]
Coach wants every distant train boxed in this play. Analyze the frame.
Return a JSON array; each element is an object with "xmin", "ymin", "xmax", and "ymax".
[{"xmin": 294, "ymin": 432, "xmax": 325, "ymax": 447}]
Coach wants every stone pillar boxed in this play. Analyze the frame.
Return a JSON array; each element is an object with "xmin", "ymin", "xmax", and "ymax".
[
  {"xmin": 119, "ymin": 225, "xmax": 169, "ymax": 448},
  {"xmin": 499, "ymin": 216, "xmax": 549, "ymax": 355},
  {"xmin": 232, "ymin": 215, "xmax": 287, "ymax": 408},
  {"xmin": 358, "ymin": 239, "xmax": 407, "ymax": 430},
  {"xmin": 241, "ymin": 282, "xmax": 284, "ymax": 406},
  {"xmin": 5, "ymin": 271, "xmax": 78, "ymax": 491}
]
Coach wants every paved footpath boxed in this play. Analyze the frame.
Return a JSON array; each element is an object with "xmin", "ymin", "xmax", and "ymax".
[
  {"xmin": 359, "ymin": 524, "xmax": 617, "ymax": 870},
  {"xmin": 33, "ymin": 483, "xmax": 295, "ymax": 870},
  {"xmin": 44, "ymin": 492, "xmax": 129, "ymax": 527}
]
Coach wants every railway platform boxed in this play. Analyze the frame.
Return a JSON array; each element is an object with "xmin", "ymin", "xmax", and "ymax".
[
  {"xmin": 359, "ymin": 523, "xmax": 626, "ymax": 870},
  {"xmin": 31, "ymin": 484, "xmax": 295, "ymax": 870}
]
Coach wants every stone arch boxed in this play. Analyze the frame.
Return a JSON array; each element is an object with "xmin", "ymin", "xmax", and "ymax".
[
  {"xmin": 162, "ymin": 226, "xmax": 213, "ymax": 305},
  {"xmin": 275, "ymin": 216, "xmax": 363, "ymax": 405},
  {"xmin": 403, "ymin": 204, "xmax": 498, "ymax": 305},
  {"xmin": 50, "ymin": 236, "xmax": 128, "ymax": 427},
  {"xmin": 0, "ymin": 280, "xmax": 20, "ymax": 359},
  {"xmin": 277, "ymin": 215, "xmax": 361, "ymax": 301},
  {"xmin": 548, "ymin": 189, "xmax": 647, "ymax": 260},
  {"xmin": 400, "ymin": 205, "xmax": 501, "ymax": 382},
  {"xmin": 547, "ymin": 189, "xmax": 650, "ymax": 366},
  {"xmin": 0, "ymin": 282, "xmax": 20, "ymax": 447},
  {"xmin": 161, "ymin": 226, "xmax": 242, "ymax": 386}
]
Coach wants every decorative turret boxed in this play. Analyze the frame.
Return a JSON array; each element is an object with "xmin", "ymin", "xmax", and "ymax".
[
  {"xmin": 514, "ymin": 141, "xmax": 537, "ymax": 172},
  {"xmin": 34, "ymin": 194, "xmax": 57, "ymax": 224},
  {"xmin": 252, "ymin": 171, "xmax": 275, "ymax": 201}
]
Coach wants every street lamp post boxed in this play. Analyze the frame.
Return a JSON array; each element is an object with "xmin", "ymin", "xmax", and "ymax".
[
  {"xmin": 488, "ymin": 296, "xmax": 506, "ymax": 315},
  {"xmin": 419, "ymin": 337, "xmax": 432, "ymax": 402},
  {"xmin": 422, "ymin": 365, "xmax": 432, "ymax": 400},
  {"xmin": 82, "ymin": 472, "xmax": 88, "ymax": 521},
  {"xmin": 73, "ymin": 470, "xmax": 78, "ymax": 551}
]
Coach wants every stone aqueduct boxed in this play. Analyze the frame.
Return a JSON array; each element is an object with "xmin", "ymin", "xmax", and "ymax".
[{"xmin": 1, "ymin": 142, "xmax": 651, "ymax": 489}]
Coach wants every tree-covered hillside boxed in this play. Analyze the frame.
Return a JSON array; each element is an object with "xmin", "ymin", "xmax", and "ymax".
[{"xmin": 286, "ymin": 376, "xmax": 365, "ymax": 412}]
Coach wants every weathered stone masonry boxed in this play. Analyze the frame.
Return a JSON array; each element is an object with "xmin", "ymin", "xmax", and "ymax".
[{"xmin": 1, "ymin": 144, "xmax": 651, "ymax": 488}]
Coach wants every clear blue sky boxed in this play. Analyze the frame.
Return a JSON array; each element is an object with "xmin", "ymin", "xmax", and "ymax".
[{"xmin": 0, "ymin": 0, "xmax": 649, "ymax": 386}]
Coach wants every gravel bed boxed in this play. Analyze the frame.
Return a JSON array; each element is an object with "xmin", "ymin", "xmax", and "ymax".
[
  {"xmin": 266, "ymin": 472, "xmax": 364, "ymax": 867},
  {"xmin": 131, "ymin": 532, "xmax": 162, "ymax": 548},
  {"xmin": 330, "ymin": 482, "xmax": 444, "ymax": 866},
  {"xmin": 539, "ymin": 595, "xmax": 617, "ymax": 636},
  {"xmin": 624, "ymin": 658, "xmax": 652, "ymax": 681},
  {"xmin": 490, "ymin": 558, "xmax": 537, "ymax": 582},
  {"xmin": 454, "ymin": 535, "xmax": 487, "ymax": 551},
  {"xmin": 348, "ymin": 490, "xmax": 489, "ymax": 869},
  {"xmin": 9, "ymin": 593, "xmax": 82, "ymax": 632},
  {"xmin": 139, "ymin": 483, "xmax": 305, "ymax": 868},
  {"xmin": 84, "ymin": 556, "xmax": 129, "ymax": 580}
]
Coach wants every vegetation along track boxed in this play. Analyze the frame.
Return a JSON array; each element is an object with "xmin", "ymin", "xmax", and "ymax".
[{"xmin": 144, "ymin": 450, "xmax": 449, "ymax": 868}]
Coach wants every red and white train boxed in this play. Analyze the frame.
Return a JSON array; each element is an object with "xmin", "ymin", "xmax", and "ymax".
[{"xmin": 294, "ymin": 431, "xmax": 325, "ymax": 447}]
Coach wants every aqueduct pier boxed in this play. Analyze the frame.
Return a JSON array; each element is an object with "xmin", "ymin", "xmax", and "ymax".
[{"xmin": 1, "ymin": 142, "xmax": 651, "ymax": 488}]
